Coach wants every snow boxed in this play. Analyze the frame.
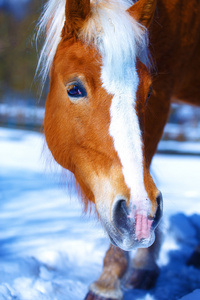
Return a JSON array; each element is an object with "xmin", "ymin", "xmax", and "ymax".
[
  {"xmin": 0, "ymin": 127, "xmax": 200, "ymax": 300},
  {"xmin": 180, "ymin": 290, "xmax": 200, "ymax": 300},
  {"xmin": 158, "ymin": 140, "xmax": 200, "ymax": 155}
]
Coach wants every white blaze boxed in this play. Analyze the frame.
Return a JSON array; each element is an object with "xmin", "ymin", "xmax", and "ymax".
[{"xmin": 101, "ymin": 63, "xmax": 149, "ymax": 213}]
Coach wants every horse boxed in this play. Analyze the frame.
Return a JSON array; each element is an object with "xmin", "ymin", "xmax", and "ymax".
[{"xmin": 36, "ymin": 0, "xmax": 200, "ymax": 299}]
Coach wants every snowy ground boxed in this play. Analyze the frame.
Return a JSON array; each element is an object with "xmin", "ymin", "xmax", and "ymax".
[{"xmin": 0, "ymin": 128, "xmax": 200, "ymax": 300}]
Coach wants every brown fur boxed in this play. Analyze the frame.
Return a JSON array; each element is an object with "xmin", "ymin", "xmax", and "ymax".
[
  {"xmin": 143, "ymin": 0, "xmax": 200, "ymax": 165},
  {"xmin": 86, "ymin": 244, "xmax": 128, "ymax": 299},
  {"xmin": 63, "ymin": 0, "xmax": 90, "ymax": 37},
  {"xmin": 128, "ymin": 0, "xmax": 157, "ymax": 28}
]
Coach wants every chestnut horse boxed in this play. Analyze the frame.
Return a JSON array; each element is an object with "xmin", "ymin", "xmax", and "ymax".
[{"xmin": 37, "ymin": 0, "xmax": 200, "ymax": 298}]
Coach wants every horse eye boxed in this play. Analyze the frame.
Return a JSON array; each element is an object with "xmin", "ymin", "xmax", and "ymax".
[
  {"xmin": 67, "ymin": 83, "xmax": 87, "ymax": 99},
  {"xmin": 146, "ymin": 86, "xmax": 152, "ymax": 102}
]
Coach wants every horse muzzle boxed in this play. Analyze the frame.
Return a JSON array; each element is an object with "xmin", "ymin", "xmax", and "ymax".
[{"xmin": 103, "ymin": 192, "xmax": 163, "ymax": 251}]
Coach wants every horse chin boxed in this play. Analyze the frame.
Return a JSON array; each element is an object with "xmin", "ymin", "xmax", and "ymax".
[{"xmin": 107, "ymin": 228, "xmax": 156, "ymax": 251}]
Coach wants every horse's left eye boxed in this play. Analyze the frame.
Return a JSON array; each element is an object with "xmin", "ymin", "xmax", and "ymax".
[
  {"xmin": 147, "ymin": 86, "xmax": 152, "ymax": 101},
  {"xmin": 67, "ymin": 83, "xmax": 87, "ymax": 99}
]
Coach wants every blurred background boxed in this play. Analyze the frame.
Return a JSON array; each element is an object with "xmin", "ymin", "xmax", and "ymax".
[
  {"xmin": 0, "ymin": 0, "xmax": 200, "ymax": 150},
  {"xmin": 0, "ymin": 0, "xmax": 46, "ymax": 131}
]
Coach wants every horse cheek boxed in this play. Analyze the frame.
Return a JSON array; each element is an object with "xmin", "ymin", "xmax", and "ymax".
[{"xmin": 44, "ymin": 96, "xmax": 73, "ymax": 171}]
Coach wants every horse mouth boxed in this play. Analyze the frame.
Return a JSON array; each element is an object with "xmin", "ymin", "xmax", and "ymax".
[
  {"xmin": 102, "ymin": 193, "xmax": 163, "ymax": 251},
  {"xmin": 106, "ymin": 226, "xmax": 156, "ymax": 251}
]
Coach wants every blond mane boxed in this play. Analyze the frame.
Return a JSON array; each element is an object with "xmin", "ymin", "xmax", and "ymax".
[{"xmin": 36, "ymin": 0, "xmax": 150, "ymax": 88}]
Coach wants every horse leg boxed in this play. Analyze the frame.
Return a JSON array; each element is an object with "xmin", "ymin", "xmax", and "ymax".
[{"xmin": 85, "ymin": 244, "xmax": 129, "ymax": 300}]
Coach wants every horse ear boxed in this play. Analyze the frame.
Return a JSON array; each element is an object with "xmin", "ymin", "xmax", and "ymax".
[
  {"xmin": 63, "ymin": 0, "xmax": 90, "ymax": 37},
  {"xmin": 128, "ymin": 0, "xmax": 157, "ymax": 28}
]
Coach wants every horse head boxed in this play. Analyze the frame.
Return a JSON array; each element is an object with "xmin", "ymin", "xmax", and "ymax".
[{"xmin": 40, "ymin": 0, "xmax": 162, "ymax": 251}]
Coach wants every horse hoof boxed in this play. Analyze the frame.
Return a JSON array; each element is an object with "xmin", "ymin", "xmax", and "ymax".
[
  {"xmin": 124, "ymin": 266, "xmax": 159, "ymax": 290},
  {"xmin": 187, "ymin": 246, "xmax": 200, "ymax": 268},
  {"xmin": 84, "ymin": 290, "xmax": 120, "ymax": 300}
]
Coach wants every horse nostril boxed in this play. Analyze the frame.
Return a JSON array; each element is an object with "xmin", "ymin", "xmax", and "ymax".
[
  {"xmin": 156, "ymin": 193, "xmax": 161, "ymax": 206},
  {"xmin": 152, "ymin": 192, "xmax": 163, "ymax": 228},
  {"xmin": 112, "ymin": 199, "xmax": 129, "ymax": 231}
]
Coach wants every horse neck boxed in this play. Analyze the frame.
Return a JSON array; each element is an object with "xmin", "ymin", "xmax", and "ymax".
[{"xmin": 149, "ymin": 0, "xmax": 200, "ymax": 76}]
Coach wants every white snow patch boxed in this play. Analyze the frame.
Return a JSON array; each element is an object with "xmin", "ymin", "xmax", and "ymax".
[{"xmin": 179, "ymin": 289, "xmax": 200, "ymax": 300}]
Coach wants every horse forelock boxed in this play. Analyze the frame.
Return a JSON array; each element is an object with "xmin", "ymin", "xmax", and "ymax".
[
  {"xmin": 80, "ymin": 0, "xmax": 150, "ymax": 79},
  {"xmin": 36, "ymin": 0, "xmax": 150, "ymax": 90}
]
